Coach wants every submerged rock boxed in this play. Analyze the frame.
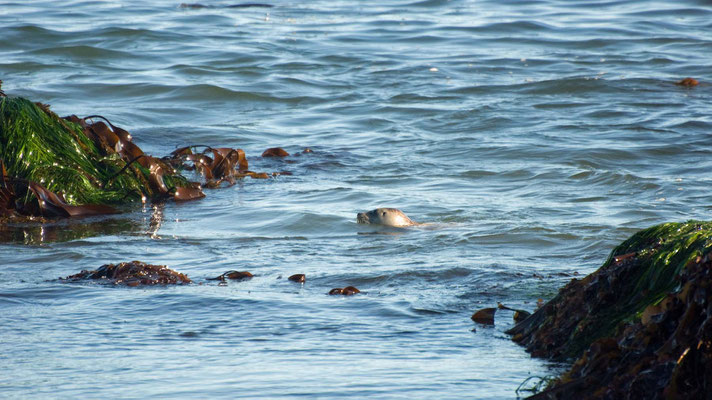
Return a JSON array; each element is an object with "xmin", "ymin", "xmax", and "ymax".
[
  {"xmin": 61, "ymin": 261, "xmax": 191, "ymax": 286},
  {"xmin": 508, "ymin": 221, "xmax": 712, "ymax": 399}
]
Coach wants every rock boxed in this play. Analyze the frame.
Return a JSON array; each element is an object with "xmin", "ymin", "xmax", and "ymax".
[{"xmin": 509, "ymin": 221, "xmax": 712, "ymax": 398}]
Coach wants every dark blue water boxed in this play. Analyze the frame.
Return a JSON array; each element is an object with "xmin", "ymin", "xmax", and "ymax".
[{"xmin": 1, "ymin": 1, "xmax": 711, "ymax": 398}]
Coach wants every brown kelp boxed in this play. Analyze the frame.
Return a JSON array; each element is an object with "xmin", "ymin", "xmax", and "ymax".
[
  {"xmin": 206, "ymin": 270, "xmax": 254, "ymax": 281},
  {"xmin": 163, "ymin": 145, "xmax": 255, "ymax": 188},
  {"xmin": 329, "ymin": 286, "xmax": 360, "ymax": 295},
  {"xmin": 676, "ymin": 77, "xmax": 699, "ymax": 87},
  {"xmin": 508, "ymin": 221, "xmax": 712, "ymax": 398},
  {"xmin": 471, "ymin": 308, "xmax": 496, "ymax": 325},
  {"xmin": 60, "ymin": 261, "xmax": 192, "ymax": 286},
  {"xmin": 262, "ymin": 147, "xmax": 289, "ymax": 157}
]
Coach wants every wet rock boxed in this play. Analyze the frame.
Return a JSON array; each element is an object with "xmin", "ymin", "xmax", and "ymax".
[
  {"xmin": 509, "ymin": 221, "xmax": 712, "ymax": 398},
  {"xmin": 60, "ymin": 261, "xmax": 191, "ymax": 286}
]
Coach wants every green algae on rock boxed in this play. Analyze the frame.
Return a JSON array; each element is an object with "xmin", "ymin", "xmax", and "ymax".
[
  {"xmin": 508, "ymin": 221, "xmax": 712, "ymax": 360},
  {"xmin": 508, "ymin": 221, "xmax": 712, "ymax": 398},
  {"xmin": 0, "ymin": 96, "xmax": 200, "ymax": 217},
  {"xmin": 2, "ymin": 97, "xmax": 142, "ymax": 205}
]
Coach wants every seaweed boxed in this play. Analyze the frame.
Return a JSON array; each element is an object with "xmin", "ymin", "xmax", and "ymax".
[
  {"xmin": 0, "ymin": 96, "xmax": 206, "ymax": 213},
  {"xmin": 1, "ymin": 97, "xmax": 141, "ymax": 205},
  {"xmin": 508, "ymin": 221, "xmax": 712, "ymax": 360},
  {"xmin": 508, "ymin": 221, "xmax": 712, "ymax": 399},
  {"xmin": 0, "ymin": 96, "xmax": 212, "ymax": 217},
  {"xmin": 0, "ymin": 91, "xmax": 301, "ymax": 221},
  {"xmin": 60, "ymin": 261, "xmax": 192, "ymax": 286}
]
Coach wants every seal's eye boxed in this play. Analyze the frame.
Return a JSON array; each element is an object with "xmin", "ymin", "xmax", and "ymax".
[{"xmin": 382, "ymin": 211, "xmax": 386, "ymax": 216}]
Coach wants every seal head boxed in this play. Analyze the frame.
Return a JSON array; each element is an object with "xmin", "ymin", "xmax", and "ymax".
[{"xmin": 357, "ymin": 208, "xmax": 417, "ymax": 227}]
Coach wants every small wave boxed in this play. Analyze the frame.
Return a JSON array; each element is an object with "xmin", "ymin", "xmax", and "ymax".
[{"xmin": 28, "ymin": 44, "xmax": 132, "ymax": 60}]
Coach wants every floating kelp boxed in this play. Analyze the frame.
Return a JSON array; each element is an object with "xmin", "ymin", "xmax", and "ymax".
[
  {"xmin": 207, "ymin": 270, "xmax": 254, "ymax": 281},
  {"xmin": 508, "ymin": 221, "xmax": 712, "ymax": 399},
  {"xmin": 676, "ymin": 77, "xmax": 699, "ymax": 87},
  {"xmin": 471, "ymin": 307, "xmax": 496, "ymax": 325},
  {"xmin": 61, "ymin": 261, "xmax": 191, "ymax": 286},
  {"xmin": 329, "ymin": 286, "xmax": 360, "ymax": 295},
  {"xmin": 470, "ymin": 304, "xmax": 531, "ymax": 325},
  {"xmin": 498, "ymin": 303, "xmax": 532, "ymax": 322},
  {"xmin": 262, "ymin": 147, "xmax": 289, "ymax": 157},
  {"xmin": 164, "ymin": 145, "xmax": 277, "ymax": 187}
]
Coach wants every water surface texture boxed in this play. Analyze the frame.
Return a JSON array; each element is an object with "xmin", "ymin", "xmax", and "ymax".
[{"xmin": 2, "ymin": 1, "xmax": 711, "ymax": 398}]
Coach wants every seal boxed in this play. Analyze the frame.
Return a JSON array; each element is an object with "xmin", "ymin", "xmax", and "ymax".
[{"xmin": 356, "ymin": 208, "xmax": 418, "ymax": 227}]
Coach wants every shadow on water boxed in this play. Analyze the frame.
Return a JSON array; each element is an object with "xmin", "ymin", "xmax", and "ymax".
[{"xmin": 0, "ymin": 216, "xmax": 143, "ymax": 245}]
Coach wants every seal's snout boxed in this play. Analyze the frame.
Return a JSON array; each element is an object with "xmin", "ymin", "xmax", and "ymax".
[
  {"xmin": 357, "ymin": 212, "xmax": 369, "ymax": 224},
  {"xmin": 356, "ymin": 208, "xmax": 417, "ymax": 227}
]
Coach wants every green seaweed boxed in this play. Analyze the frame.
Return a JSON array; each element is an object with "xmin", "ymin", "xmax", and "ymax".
[
  {"xmin": 508, "ymin": 220, "xmax": 712, "ymax": 360},
  {"xmin": 524, "ymin": 228, "xmax": 712, "ymax": 399},
  {"xmin": 0, "ymin": 96, "xmax": 189, "ymax": 206},
  {"xmin": 607, "ymin": 221, "xmax": 712, "ymax": 316}
]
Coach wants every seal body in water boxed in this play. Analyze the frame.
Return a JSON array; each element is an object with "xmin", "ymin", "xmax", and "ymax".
[{"xmin": 357, "ymin": 208, "xmax": 418, "ymax": 227}]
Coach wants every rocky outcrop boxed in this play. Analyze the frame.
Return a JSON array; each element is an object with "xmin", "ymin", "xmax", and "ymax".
[{"xmin": 508, "ymin": 221, "xmax": 712, "ymax": 398}]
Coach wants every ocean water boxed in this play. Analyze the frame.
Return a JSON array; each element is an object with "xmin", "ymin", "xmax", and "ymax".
[{"xmin": 1, "ymin": 0, "xmax": 711, "ymax": 398}]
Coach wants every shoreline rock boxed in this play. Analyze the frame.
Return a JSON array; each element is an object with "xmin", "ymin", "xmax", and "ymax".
[{"xmin": 509, "ymin": 221, "xmax": 712, "ymax": 398}]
